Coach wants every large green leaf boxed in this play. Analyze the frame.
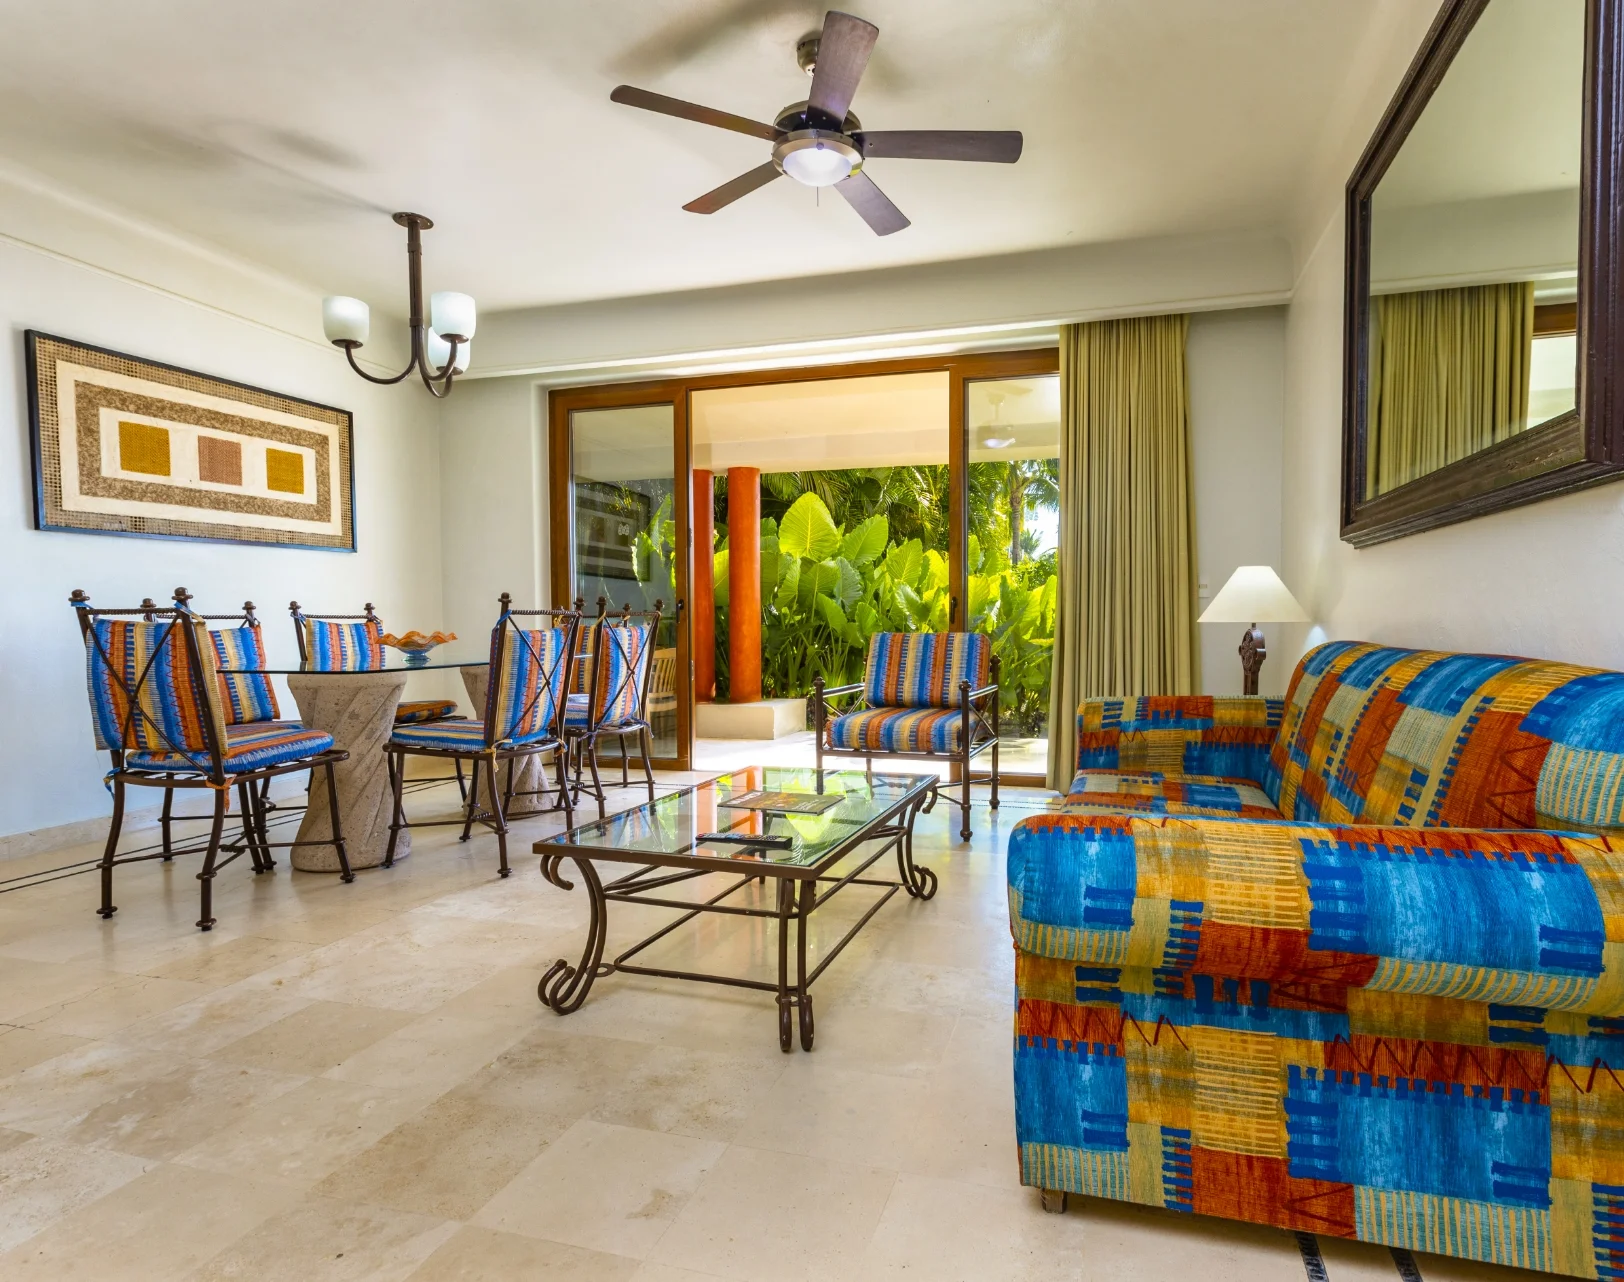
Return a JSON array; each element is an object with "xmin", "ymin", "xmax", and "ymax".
[
  {"xmin": 815, "ymin": 594, "xmax": 848, "ymax": 634},
  {"xmin": 834, "ymin": 557, "xmax": 863, "ymax": 610},
  {"xmin": 883, "ymin": 538, "xmax": 923, "ymax": 586},
  {"xmin": 778, "ymin": 492, "xmax": 841, "ymax": 561},
  {"xmin": 967, "ymin": 532, "xmax": 983, "ymax": 575},
  {"xmin": 841, "ymin": 515, "xmax": 889, "ymax": 566},
  {"xmin": 924, "ymin": 549, "xmax": 949, "ymax": 591},
  {"xmin": 774, "ymin": 557, "xmax": 801, "ymax": 610},
  {"xmin": 712, "ymin": 549, "xmax": 729, "ymax": 608}
]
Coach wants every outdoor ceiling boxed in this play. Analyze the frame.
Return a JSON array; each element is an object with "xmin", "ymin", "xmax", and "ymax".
[{"xmin": 0, "ymin": 0, "xmax": 1386, "ymax": 313}]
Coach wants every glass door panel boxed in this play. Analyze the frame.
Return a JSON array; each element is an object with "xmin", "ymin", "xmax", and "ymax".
[
  {"xmin": 569, "ymin": 403, "xmax": 687, "ymax": 765},
  {"xmin": 966, "ymin": 375, "xmax": 1062, "ymax": 778}
]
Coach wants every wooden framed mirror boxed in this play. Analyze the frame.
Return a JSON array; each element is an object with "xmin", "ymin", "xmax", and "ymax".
[{"xmin": 1341, "ymin": 0, "xmax": 1624, "ymax": 546}]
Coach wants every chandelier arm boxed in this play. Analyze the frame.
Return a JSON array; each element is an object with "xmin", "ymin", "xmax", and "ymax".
[
  {"xmin": 417, "ymin": 336, "xmax": 460, "ymax": 397},
  {"xmin": 342, "ymin": 341, "xmax": 418, "ymax": 386}
]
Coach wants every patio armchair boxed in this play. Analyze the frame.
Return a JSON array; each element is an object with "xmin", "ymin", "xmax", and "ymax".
[
  {"xmin": 813, "ymin": 631, "xmax": 1000, "ymax": 839},
  {"xmin": 70, "ymin": 587, "xmax": 351, "ymax": 930},
  {"xmin": 289, "ymin": 601, "xmax": 459, "ymax": 725},
  {"xmin": 562, "ymin": 601, "xmax": 662, "ymax": 819}
]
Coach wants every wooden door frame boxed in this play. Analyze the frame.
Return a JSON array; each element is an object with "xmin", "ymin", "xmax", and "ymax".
[{"xmin": 546, "ymin": 346, "xmax": 1060, "ymax": 784}]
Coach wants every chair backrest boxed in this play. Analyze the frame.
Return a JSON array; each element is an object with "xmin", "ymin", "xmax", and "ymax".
[
  {"xmin": 583, "ymin": 603, "xmax": 661, "ymax": 730},
  {"xmin": 648, "ymin": 648, "xmax": 678, "ymax": 711},
  {"xmin": 1269, "ymin": 639, "xmax": 1624, "ymax": 833},
  {"xmin": 185, "ymin": 592, "xmax": 279, "ymax": 725},
  {"xmin": 290, "ymin": 602, "xmax": 384, "ymax": 671},
  {"xmin": 71, "ymin": 588, "xmax": 229, "ymax": 773},
  {"xmin": 483, "ymin": 595, "xmax": 579, "ymax": 747},
  {"xmin": 863, "ymin": 632, "xmax": 991, "ymax": 709},
  {"xmin": 570, "ymin": 597, "xmax": 607, "ymax": 695}
]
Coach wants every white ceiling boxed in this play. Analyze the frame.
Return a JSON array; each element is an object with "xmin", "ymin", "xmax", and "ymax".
[{"xmin": 0, "ymin": 0, "xmax": 1388, "ymax": 313}]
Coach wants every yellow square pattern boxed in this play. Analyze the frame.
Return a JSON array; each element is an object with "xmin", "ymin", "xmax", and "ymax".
[
  {"xmin": 265, "ymin": 448, "xmax": 305, "ymax": 494},
  {"xmin": 118, "ymin": 421, "xmax": 171, "ymax": 476}
]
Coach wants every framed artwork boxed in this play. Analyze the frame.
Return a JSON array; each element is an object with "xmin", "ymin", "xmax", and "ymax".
[
  {"xmin": 26, "ymin": 331, "xmax": 356, "ymax": 551},
  {"xmin": 574, "ymin": 479, "xmax": 650, "ymax": 580}
]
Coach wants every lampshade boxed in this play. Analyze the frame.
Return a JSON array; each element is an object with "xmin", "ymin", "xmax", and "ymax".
[
  {"xmin": 425, "ymin": 329, "xmax": 472, "ymax": 374},
  {"xmin": 322, "ymin": 295, "xmax": 369, "ymax": 344},
  {"xmin": 1198, "ymin": 565, "xmax": 1309, "ymax": 624},
  {"xmin": 429, "ymin": 291, "xmax": 476, "ymax": 340}
]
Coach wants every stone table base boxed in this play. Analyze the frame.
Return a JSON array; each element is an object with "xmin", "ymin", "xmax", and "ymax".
[
  {"xmin": 288, "ymin": 671, "xmax": 408, "ymax": 872},
  {"xmin": 460, "ymin": 666, "xmax": 562, "ymax": 819}
]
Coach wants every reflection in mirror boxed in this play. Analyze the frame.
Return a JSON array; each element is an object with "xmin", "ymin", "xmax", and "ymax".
[{"xmin": 1365, "ymin": 0, "xmax": 1582, "ymax": 497}]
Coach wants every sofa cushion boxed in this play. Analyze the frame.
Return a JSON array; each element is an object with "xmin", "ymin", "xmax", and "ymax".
[
  {"xmin": 1060, "ymin": 770, "xmax": 1282, "ymax": 819},
  {"xmin": 1271, "ymin": 641, "xmax": 1624, "ymax": 834},
  {"xmin": 394, "ymin": 699, "xmax": 457, "ymax": 725},
  {"xmin": 1006, "ymin": 811, "xmax": 1624, "ymax": 1015},
  {"xmin": 829, "ymin": 706, "xmax": 973, "ymax": 754},
  {"xmin": 1076, "ymin": 695, "xmax": 1283, "ymax": 787}
]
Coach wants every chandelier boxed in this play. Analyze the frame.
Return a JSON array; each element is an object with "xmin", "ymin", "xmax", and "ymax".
[{"xmin": 321, "ymin": 213, "xmax": 475, "ymax": 398}]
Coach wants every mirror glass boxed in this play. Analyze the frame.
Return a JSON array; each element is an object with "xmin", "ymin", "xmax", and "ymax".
[{"xmin": 1365, "ymin": 0, "xmax": 1583, "ymax": 498}]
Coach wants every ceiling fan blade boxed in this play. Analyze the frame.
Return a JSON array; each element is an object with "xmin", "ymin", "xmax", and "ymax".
[
  {"xmin": 835, "ymin": 170, "xmax": 909, "ymax": 236},
  {"xmin": 857, "ymin": 130, "xmax": 1024, "ymax": 163},
  {"xmin": 610, "ymin": 85, "xmax": 781, "ymax": 142},
  {"xmin": 683, "ymin": 162, "xmax": 783, "ymax": 214},
  {"xmin": 808, "ymin": 11, "xmax": 879, "ymax": 121}
]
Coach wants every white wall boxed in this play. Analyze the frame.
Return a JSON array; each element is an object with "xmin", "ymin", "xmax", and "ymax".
[
  {"xmin": 1187, "ymin": 307, "xmax": 1288, "ymax": 694},
  {"xmin": 0, "ymin": 237, "xmax": 444, "ymax": 842}
]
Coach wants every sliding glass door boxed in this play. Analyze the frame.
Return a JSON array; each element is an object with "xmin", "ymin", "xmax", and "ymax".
[{"xmin": 551, "ymin": 389, "xmax": 691, "ymax": 769}]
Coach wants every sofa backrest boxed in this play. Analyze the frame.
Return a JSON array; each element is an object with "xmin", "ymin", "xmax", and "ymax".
[{"xmin": 1267, "ymin": 639, "xmax": 1624, "ymax": 833}]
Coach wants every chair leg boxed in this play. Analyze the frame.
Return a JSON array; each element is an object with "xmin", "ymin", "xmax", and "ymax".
[
  {"xmin": 196, "ymin": 786, "xmax": 228, "ymax": 931},
  {"xmin": 556, "ymin": 746, "xmax": 575, "ymax": 832},
  {"xmin": 455, "ymin": 759, "xmax": 467, "ymax": 803},
  {"xmin": 960, "ymin": 743, "xmax": 972, "ymax": 841},
  {"xmin": 461, "ymin": 759, "xmax": 480, "ymax": 842},
  {"xmin": 620, "ymin": 739, "xmax": 629, "ymax": 787},
  {"xmin": 639, "ymin": 727, "xmax": 655, "ymax": 804},
  {"xmin": 325, "ymin": 761, "xmax": 354, "ymax": 882},
  {"xmin": 384, "ymin": 751, "xmax": 407, "ymax": 868},
  {"xmin": 490, "ymin": 763, "xmax": 511, "ymax": 878},
  {"xmin": 251, "ymin": 781, "xmax": 276, "ymax": 867},
  {"xmin": 98, "ymin": 779, "xmax": 126, "ymax": 919},
  {"xmin": 237, "ymin": 782, "xmax": 267, "ymax": 873},
  {"xmin": 587, "ymin": 741, "xmax": 606, "ymax": 822},
  {"xmin": 159, "ymin": 787, "xmax": 175, "ymax": 861},
  {"xmin": 990, "ymin": 737, "xmax": 1001, "ymax": 810}
]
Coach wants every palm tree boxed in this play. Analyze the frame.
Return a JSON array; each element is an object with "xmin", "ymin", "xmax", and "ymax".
[{"xmin": 1006, "ymin": 458, "xmax": 1059, "ymax": 565}]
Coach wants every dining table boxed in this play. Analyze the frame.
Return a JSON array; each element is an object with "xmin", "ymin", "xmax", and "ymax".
[{"xmin": 217, "ymin": 641, "xmax": 509, "ymax": 872}]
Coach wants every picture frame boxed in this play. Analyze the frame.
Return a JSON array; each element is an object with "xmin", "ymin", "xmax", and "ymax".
[{"xmin": 26, "ymin": 330, "xmax": 357, "ymax": 552}]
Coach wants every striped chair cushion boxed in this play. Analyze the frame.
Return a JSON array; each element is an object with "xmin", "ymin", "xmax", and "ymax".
[
  {"xmin": 828, "ymin": 706, "xmax": 969, "ymax": 754},
  {"xmin": 862, "ymin": 632, "xmax": 991, "ymax": 709},
  {"xmin": 211, "ymin": 626, "xmax": 279, "ymax": 725},
  {"xmin": 588, "ymin": 623, "xmax": 652, "ymax": 729},
  {"xmin": 303, "ymin": 619, "xmax": 384, "ymax": 671},
  {"xmin": 395, "ymin": 699, "xmax": 458, "ymax": 725},
  {"xmin": 570, "ymin": 620, "xmax": 599, "ymax": 695},
  {"xmin": 85, "ymin": 617, "xmax": 227, "ymax": 757},
  {"xmin": 125, "ymin": 721, "xmax": 332, "ymax": 774},
  {"xmin": 488, "ymin": 626, "xmax": 569, "ymax": 745},
  {"xmin": 390, "ymin": 718, "xmax": 487, "ymax": 751},
  {"xmin": 563, "ymin": 692, "xmax": 590, "ymax": 730}
]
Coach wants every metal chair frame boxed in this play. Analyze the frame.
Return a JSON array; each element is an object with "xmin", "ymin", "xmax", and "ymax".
[
  {"xmin": 812, "ymin": 650, "xmax": 1001, "ymax": 840},
  {"xmin": 70, "ymin": 587, "xmax": 352, "ymax": 931},
  {"xmin": 565, "ymin": 599, "xmax": 663, "ymax": 820},
  {"xmin": 384, "ymin": 595, "xmax": 579, "ymax": 877}
]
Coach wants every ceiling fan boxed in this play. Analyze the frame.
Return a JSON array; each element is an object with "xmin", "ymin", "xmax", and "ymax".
[{"xmin": 610, "ymin": 9, "xmax": 1023, "ymax": 236}]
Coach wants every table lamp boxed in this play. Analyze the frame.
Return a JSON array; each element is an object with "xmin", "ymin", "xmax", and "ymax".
[{"xmin": 1198, "ymin": 566, "xmax": 1309, "ymax": 695}]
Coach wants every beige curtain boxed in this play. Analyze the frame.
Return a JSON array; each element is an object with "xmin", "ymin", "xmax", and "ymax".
[
  {"xmin": 1367, "ymin": 281, "xmax": 1534, "ymax": 495},
  {"xmin": 1046, "ymin": 314, "xmax": 1199, "ymax": 790}
]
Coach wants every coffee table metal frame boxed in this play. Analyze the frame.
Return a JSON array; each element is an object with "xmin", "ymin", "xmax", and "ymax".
[{"xmin": 532, "ymin": 770, "xmax": 938, "ymax": 1052}]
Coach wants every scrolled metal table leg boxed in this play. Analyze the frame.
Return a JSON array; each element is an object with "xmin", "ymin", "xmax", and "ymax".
[
  {"xmin": 537, "ymin": 854, "xmax": 612, "ymax": 1014},
  {"xmin": 897, "ymin": 791, "xmax": 938, "ymax": 900}
]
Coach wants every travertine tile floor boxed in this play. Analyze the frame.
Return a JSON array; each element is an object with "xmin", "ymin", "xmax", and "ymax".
[{"xmin": 0, "ymin": 779, "xmax": 1542, "ymax": 1281}]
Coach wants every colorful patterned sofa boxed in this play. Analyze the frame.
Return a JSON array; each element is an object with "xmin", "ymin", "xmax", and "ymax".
[{"xmin": 1007, "ymin": 640, "xmax": 1624, "ymax": 1277}]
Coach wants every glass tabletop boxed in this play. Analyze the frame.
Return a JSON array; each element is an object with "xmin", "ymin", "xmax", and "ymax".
[
  {"xmin": 218, "ymin": 639, "xmax": 493, "ymax": 674},
  {"xmin": 538, "ymin": 767, "xmax": 936, "ymax": 870}
]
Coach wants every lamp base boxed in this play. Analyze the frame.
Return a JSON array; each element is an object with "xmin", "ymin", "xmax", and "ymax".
[{"xmin": 1239, "ymin": 624, "xmax": 1266, "ymax": 697}]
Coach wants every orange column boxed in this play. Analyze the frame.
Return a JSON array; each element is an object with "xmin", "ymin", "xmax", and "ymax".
[
  {"xmin": 727, "ymin": 466, "xmax": 761, "ymax": 704},
  {"xmin": 692, "ymin": 469, "xmax": 715, "ymax": 702}
]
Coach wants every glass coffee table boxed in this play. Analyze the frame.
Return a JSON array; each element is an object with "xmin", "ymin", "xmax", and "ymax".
[{"xmin": 531, "ymin": 766, "xmax": 938, "ymax": 1052}]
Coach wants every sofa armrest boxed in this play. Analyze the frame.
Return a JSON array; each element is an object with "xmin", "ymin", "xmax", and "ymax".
[
  {"xmin": 1006, "ymin": 811, "xmax": 1624, "ymax": 1016},
  {"xmin": 1074, "ymin": 695, "xmax": 1283, "ymax": 787}
]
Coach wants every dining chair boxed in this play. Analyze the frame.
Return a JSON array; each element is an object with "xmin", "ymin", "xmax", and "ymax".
[
  {"xmin": 563, "ymin": 601, "xmax": 662, "ymax": 819},
  {"xmin": 71, "ymin": 587, "xmax": 352, "ymax": 930},
  {"xmin": 289, "ymin": 602, "xmax": 459, "ymax": 724},
  {"xmin": 383, "ymin": 594, "xmax": 579, "ymax": 877}
]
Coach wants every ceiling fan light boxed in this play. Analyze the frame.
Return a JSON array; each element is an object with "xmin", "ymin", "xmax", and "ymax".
[
  {"xmin": 775, "ymin": 132, "xmax": 860, "ymax": 188},
  {"xmin": 981, "ymin": 436, "xmax": 1015, "ymax": 449}
]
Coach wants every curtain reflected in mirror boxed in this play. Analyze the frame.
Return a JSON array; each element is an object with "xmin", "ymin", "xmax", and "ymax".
[{"xmin": 1363, "ymin": 0, "xmax": 1582, "ymax": 499}]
